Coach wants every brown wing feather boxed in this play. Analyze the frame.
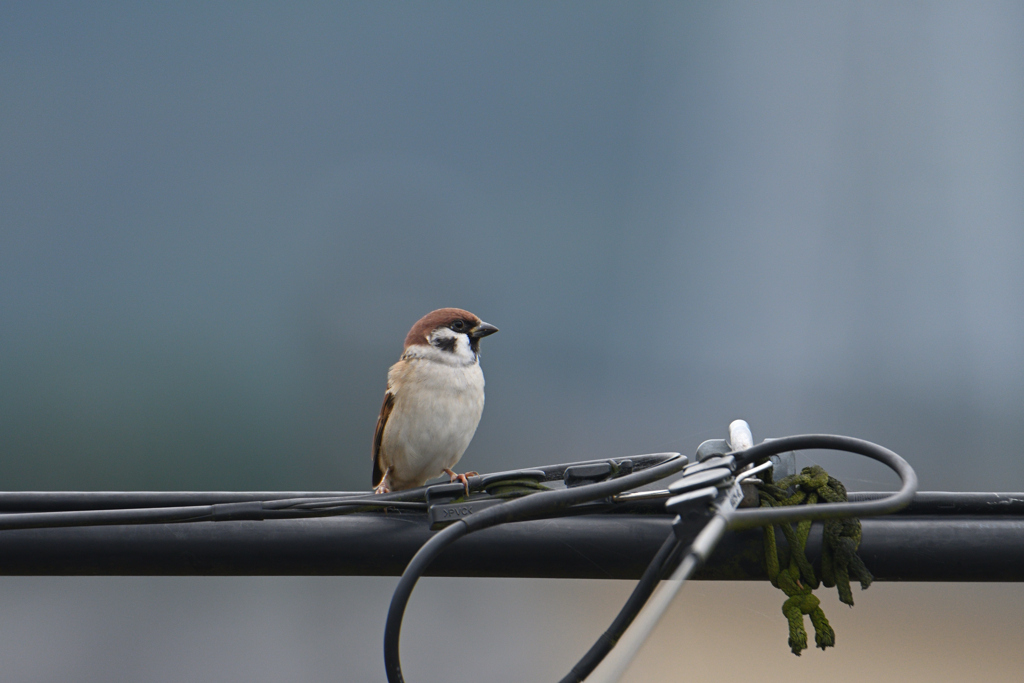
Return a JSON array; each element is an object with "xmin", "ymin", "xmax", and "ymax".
[{"xmin": 372, "ymin": 390, "xmax": 396, "ymax": 487}]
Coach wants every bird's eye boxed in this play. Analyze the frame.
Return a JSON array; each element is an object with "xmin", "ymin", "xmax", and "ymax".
[{"xmin": 451, "ymin": 320, "xmax": 466, "ymax": 332}]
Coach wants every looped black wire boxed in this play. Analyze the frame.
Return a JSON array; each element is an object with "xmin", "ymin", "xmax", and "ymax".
[{"xmin": 727, "ymin": 434, "xmax": 917, "ymax": 529}]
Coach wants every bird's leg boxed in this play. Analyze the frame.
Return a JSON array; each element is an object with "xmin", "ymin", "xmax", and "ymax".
[
  {"xmin": 444, "ymin": 468, "xmax": 478, "ymax": 496},
  {"xmin": 374, "ymin": 467, "xmax": 392, "ymax": 495}
]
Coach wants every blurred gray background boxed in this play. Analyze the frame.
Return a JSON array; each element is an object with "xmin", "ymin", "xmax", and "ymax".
[{"xmin": 1, "ymin": 2, "xmax": 1022, "ymax": 681}]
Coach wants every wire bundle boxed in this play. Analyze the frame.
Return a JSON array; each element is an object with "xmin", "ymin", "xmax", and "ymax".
[{"xmin": 383, "ymin": 434, "xmax": 917, "ymax": 683}]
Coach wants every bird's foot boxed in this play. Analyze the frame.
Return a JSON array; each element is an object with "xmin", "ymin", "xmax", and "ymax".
[
  {"xmin": 444, "ymin": 469, "xmax": 478, "ymax": 496},
  {"xmin": 374, "ymin": 467, "xmax": 392, "ymax": 495}
]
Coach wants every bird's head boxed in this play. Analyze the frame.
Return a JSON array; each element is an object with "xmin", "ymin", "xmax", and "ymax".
[{"xmin": 403, "ymin": 308, "xmax": 498, "ymax": 363}]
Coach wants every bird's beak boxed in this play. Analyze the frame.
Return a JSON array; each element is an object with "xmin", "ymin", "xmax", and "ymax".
[{"xmin": 469, "ymin": 322, "xmax": 499, "ymax": 339}]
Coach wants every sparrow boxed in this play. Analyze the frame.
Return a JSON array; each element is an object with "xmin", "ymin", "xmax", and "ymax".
[{"xmin": 372, "ymin": 308, "xmax": 498, "ymax": 494}]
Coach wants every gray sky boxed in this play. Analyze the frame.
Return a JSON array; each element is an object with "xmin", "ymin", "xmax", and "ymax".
[{"xmin": 3, "ymin": 2, "xmax": 1022, "ymax": 493}]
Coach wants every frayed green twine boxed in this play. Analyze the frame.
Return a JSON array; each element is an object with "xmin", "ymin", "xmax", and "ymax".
[
  {"xmin": 757, "ymin": 465, "xmax": 873, "ymax": 655},
  {"xmin": 483, "ymin": 478, "xmax": 552, "ymax": 499}
]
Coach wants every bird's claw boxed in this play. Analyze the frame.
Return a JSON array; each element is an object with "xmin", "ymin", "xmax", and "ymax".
[{"xmin": 445, "ymin": 469, "xmax": 478, "ymax": 496}]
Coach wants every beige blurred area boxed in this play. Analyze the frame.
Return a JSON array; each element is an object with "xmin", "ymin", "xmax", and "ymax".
[
  {"xmin": 0, "ymin": 576, "xmax": 1020, "ymax": 682},
  {"xmin": 619, "ymin": 581, "xmax": 1024, "ymax": 683}
]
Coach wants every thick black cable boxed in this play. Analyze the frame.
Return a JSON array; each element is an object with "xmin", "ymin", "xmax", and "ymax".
[
  {"xmin": 383, "ymin": 453, "xmax": 688, "ymax": 683},
  {"xmin": 558, "ymin": 531, "xmax": 683, "ymax": 683}
]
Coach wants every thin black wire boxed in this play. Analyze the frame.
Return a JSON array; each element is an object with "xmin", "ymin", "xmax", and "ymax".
[
  {"xmin": 265, "ymin": 498, "xmax": 428, "ymax": 511},
  {"xmin": 557, "ymin": 531, "xmax": 683, "ymax": 683},
  {"xmin": 0, "ymin": 498, "xmax": 428, "ymax": 532}
]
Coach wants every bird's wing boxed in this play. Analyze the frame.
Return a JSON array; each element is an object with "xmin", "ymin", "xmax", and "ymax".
[{"xmin": 372, "ymin": 390, "xmax": 396, "ymax": 487}]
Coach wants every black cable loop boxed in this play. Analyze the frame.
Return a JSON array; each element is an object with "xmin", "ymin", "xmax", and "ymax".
[{"xmin": 727, "ymin": 434, "xmax": 917, "ymax": 529}]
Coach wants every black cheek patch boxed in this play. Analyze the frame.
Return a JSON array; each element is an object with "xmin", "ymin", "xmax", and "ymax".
[{"xmin": 432, "ymin": 336, "xmax": 457, "ymax": 353}]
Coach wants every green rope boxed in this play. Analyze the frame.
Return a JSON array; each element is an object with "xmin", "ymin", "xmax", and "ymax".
[{"xmin": 757, "ymin": 465, "xmax": 873, "ymax": 655}]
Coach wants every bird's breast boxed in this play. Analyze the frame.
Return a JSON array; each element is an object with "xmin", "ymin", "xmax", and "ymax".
[{"xmin": 382, "ymin": 359, "xmax": 485, "ymax": 487}]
